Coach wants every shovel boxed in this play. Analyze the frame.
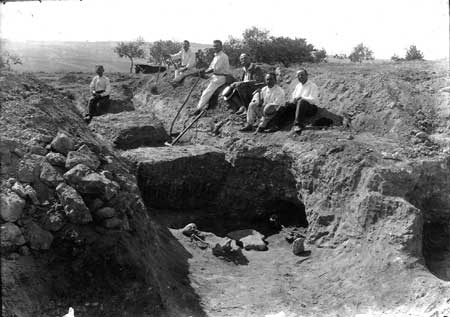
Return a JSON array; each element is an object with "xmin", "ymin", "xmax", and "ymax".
[{"xmin": 165, "ymin": 109, "xmax": 207, "ymax": 146}]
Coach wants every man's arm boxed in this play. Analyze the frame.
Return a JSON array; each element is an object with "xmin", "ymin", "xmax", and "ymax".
[
  {"xmin": 301, "ymin": 83, "xmax": 319, "ymax": 104},
  {"xmin": 89, "ymin": 77, "xmax": 96, "ymax": 93},
  {"xmin": 101, "ymin": 78, "xmax": 111, "ymax": 97},
  {"xmin": 170, "ymin": 50, "xmax": 182, "ymax": 60}
]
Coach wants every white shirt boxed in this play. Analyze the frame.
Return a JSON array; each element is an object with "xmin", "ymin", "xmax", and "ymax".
[
  {"xmin": 291, "ymin": 80, "xmax": 319, "ymax": 104},
  {"xmin": 207, "ymin": 51, "xmax": 230, "ymax": 76},
  {"xmin": 171, "ymin": 48, "xmax": 196, "ymax": 69},
  {"xmin": 89, "ymin": 75, "xmax": 111, "ymax": 97},
  {"xmin": 260, "ymin": 85, "xmax": 286, "ymax": 110}
]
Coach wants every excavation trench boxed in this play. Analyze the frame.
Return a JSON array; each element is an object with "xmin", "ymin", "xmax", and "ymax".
[{"xmin": 128, "ymin": 146, "xmax": 308, "ymax": 237}]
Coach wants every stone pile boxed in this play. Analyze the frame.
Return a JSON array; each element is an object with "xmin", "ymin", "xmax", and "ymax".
[{"xmin": 1, "ymin": 131, "xmax": 140, "ymax": 256}]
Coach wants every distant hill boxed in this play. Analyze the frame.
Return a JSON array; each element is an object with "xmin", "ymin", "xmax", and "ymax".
[{"xmin": 1, "ymin": 40, "xmax": 211, "ymax": 73}]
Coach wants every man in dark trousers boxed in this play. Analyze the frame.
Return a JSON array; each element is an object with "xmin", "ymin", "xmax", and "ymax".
[
  {"xmin": 223, "ymin": 53, "xmax": 265, "ymax": 114},
  {"xmin": 84, "ymin": 65, "xmax": 111, "ymax": 124}
]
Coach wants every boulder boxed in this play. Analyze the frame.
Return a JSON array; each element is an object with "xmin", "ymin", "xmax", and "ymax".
[
  {"xmin": 56, "ymin": 183, "xmax": 92, "ymax": 224},
  {"xmin": 292, "ymin": 237, "xmax": 305, "ymax": 255},
  {"xmin": 41, "ymin": 210, "xmax": 65, "ymax": 232},
  {"xmin": 102, "ymin": 217, "xmax": 122, "ymax": 229},
  {"xmin": 212, "ymin": 238, "xmax": 241, "ymax": 257},
  {"xmin": 227, "ymin": 229, "xmax": 268, "ymax": 251},
  {"xmin": 11, "ymin": 182, "xmax": 28, "ymax": 198},
  {"xmin": 1, "ymin": 222, "xmax": 26, "ymax": 250},
  {"xmin": 40, "ymin": 161, "xmax": 64, "ymax": 187},
  {"xmin": 18, "ymin": 154, "xmax": 44, "ymax": 183},
  {"xmin": 95, "ymin": 207, "xmax": 116, "ymax": 219},
  {"xmin": 50, "ymin": 132, "xmax": 75, "ymax": 155},
  {"xmin": 29, "ymin": 145, "xmax": 48, "ymax": 156},
  {"xmin": 65, "ymin": 144, "xmax": 100, "ymax": 170},
  {"xmin": 45, "ymin": 152, "xmax": 66, "ymax": 167},
  {"xmin": 0, "ymin": 192, "xmax": 25, "ymax": 222},
  {"xmin": 23, "ymin": 185, "xmax": 39, "ymax": 205},
  {"xmin": 89, "ymin": 112, "xmax": 170, "ymax": 150},
  {"xmin": 64, "ymin": 164, "xmax": 119, "ymax": 200},
  {"xmin": 23, "ymin": 221, "xmax": 54, "ymax": 250},
  {"xmin": 181, "ymin": 223, "xmax": 198, "ymax": 237}
]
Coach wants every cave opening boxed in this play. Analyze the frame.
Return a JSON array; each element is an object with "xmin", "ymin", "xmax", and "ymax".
[{"xmin": 422, "ymin": 218, "xmax": 450, "ymax": 281}]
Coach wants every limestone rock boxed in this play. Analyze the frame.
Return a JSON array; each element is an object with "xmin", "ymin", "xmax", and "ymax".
[
  {"xmin": 227, "ymin": 229, "xmax": 268, "ymax": 251},
  {"xmin": 40, "ymin": 161, "xmax": 64, "ymax": 187},
  {"xmin": 0, "ymin": 192, "xmax": 25, "ymax": 222},
  {"xmin": 24, "ymin": 222, "xmax": 54, "ymax": 250},
  {"xmin": 50, "ymin": 132, "xmax": 75, "ymax": 155},
  {"xmin": 11, "ymin": 182, "xmax": 28, "ymax": 198},
  {"xmin": 65, "ymin": 144, "xmax": 100, "ymax": 170},
  {"xmin": 292, "ymin": 237, "xmax": 305, "ymax": 255},
  {"xmin": 212, "ymin": 238, "xmax": 241, "ymax": 256},
  {"xmin": 41, "ymin": 210, "xmax": 65, "ymax": 232},
  {"xmin": 102, "ymin": 217, "xmax": 122, "ymax": 229},
  {"xmin": 95, "ymin": 207, "xmax": 116, "ymax": 219},
  {"xmin": 88, "ymin": 198, "xmax": 104, "ymax": 212},
  {"xmin": 181, "ymin": 223, "xmax": 198, "ymax": 236},
  {"xmin": 23, "ymin": 185, "xmax": 39, "ymax": 205},
  {"xmin": 1, "ymin": 222, "xmax": 26, "ymax": 250},
  {"xmin": 45, "ymin": 152, "xmax": 66, "ymax": 167},
  {"xmin": 64, "ymin": 164, "xmax": 119, "ymax": 200},
  {"xmin": 30, "ymin": 145, "xmax": 47, "ymax": 156},
  {"xmin": 56, "ymin": 183, "xmax": 92, "ymax": 224},
  {"xmin": 18, "ymin": 154, "xmax": 44, "ymax": 183}
]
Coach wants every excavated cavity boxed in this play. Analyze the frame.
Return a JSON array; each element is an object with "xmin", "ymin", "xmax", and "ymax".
[
  {"xmin": 423, "ymin": 219, "xmax": 450, "ymax": 281},
  {"xmin": 133, "ymin": 147, "xmax": 308, "ymax": 236}
]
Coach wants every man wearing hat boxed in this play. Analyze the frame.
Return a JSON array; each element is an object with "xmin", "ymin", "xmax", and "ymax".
[
  {"xmin": 223, "ymin": 53, "xmax": 264, "ymax": 114},
  {"xmin": 84, "ymin": 65, "xmax": 111, "ymax": 124},
  {"xmin": 288, "ymin": 68, "xmax": 319, "ymax": 134},
  {"xmin": 240, "ymin": 72, "xmax": 285, "ymax": 132}
]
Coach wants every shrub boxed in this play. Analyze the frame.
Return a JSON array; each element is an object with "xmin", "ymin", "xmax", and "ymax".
[
  {"xmin": 405, "ymin": 45, "xmax": 424, "ymax": 61},
  {"xmin": 349, "ymin": 43, "xmax": 374, "ymax": 63},
  {"xmin": 0, "ymin": 50, "xmax": 22, "ymax": 70}
]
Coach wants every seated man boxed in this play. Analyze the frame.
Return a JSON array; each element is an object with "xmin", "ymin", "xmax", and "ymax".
[
  {"xmin": 287, "ymin": 68, "xmax": 319, "ymax": 134},
  {"xmin": 193, "ymin": 40, "xmax": 232, "ymax": 115},
  {"xmin": 170, "ymin": 40, "xmax": 196, "ymax": 80},
  {"xmin": 223, "ymin": 53, "xmax": 265, "ymax": 114},
  {"xmin": 84, "ymin": 65, "xmax": 111, "ymax": 124},
  {"xmin": 240, "ymin": 73, "xmax": 285, "ymax": 132}
]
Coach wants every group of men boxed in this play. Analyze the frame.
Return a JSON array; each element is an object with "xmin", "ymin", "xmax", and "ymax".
[{"xmin": 85, "ymin": 39, "xmax": 320, "ymax": 134}]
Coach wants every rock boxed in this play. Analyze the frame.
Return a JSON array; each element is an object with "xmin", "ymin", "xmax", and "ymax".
[
  {"xmin": 227, "ymin": 229, "xmax": 268, "ymax": 251},
  {"xmin": 23, "ymin": 222, "xmax": 54, "ymax": 250},
  {"xmin": 41, "ymin": 210, "xmax": 65, "ymax": 232},
  {"xmin": 1, "ymin": 222, "xmax": 26, "ymax": 250},
  {"xmin": 292, "ymin": 237, "xmax": 305, "ymax": 255},
  {"xmin": 100, "ymin": 170, "xmax": 113, "ymax": 180},
  {"xmin": 65, "ymin": 145, "xmax": 100, "ymax": 170},
  {"xmin": 102, "ymin": 217, "xmax": 122, "ymax": 229},
  {"xmin": 50, "ymin": 132, "xmax": 75, "ymax": 155},
  {"xmin": 40, "ymin": 161, "xmax": 64, "ymax": 187},
  {"xmin": 6, "ymin": 178, "xmax": 16, "ymax": 187},
  {"xmin": 30, "ymin": 145, "xmax": 47, "ymax": 156},
  {"xmin": 89, "ymin": 112, "xmax": 170, "ymax": 150},
  {"xmin": 181, "ymin": 223, "xmax": 198, "ymax": 236},
  {"xmin": 45, "ymin": 152, "xmax": 66, "ymax": 167},
  {"xmin": 56, "ymin": 183, "xmax": 92, "ymax": 224},
  {"xmin": 212, "ymin": 238, "xmax": 241, "ymax": 256},
  {"xmin": 64, "ymin": 164, "xmax": 119, "ymax": 200},
  {"xmin": 18, "ymin": 154, "xmax": 44, "ymax": 183},
  {"xmin": 415, "ymin": 131, "xmax": 429, "ymax": 140},
  {"xmin": 8, "ymin": 253, "xmax": 20, "ymax": 260},
  {"xmin": 317, "ymin": 213, "xmax": 335, "ymax": 226},
  {"xmin": 95, "ymin": 207, "xmax": 116, "ymax": 219},
  {"xmin": 11, "ymin": 182, "xmax": 28, "ymax": 198},
  {"xmin": 0, "ymin": 192, "xmax": 25, "ymax": 222},
  {"xmin": 87, "ymin": 198, "xmax": 104, "ymax": 212},
  {"xmin": 23, "ymin": 185, "xmax": 39, "ymax": 205},
  {"xmin": 19, "ymin": 245, "xmax": 30, "ymax": 256}
]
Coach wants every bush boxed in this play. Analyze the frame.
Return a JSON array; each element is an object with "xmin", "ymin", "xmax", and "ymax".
[
  {"xmin": 349, "ymin": 43, "xmax": 374, "ymax": 63},
  {"xmin": 313, "ymin": 49, "xmax": 327, "ymax": 63},
  {"xmin": 223, "ymin": 36, "xmax": 244, "ymax": 67},
  {"xmin": 0, "ymin": 50, "xmax": 22, "ymax": 70},
  {"xmin": 391, "ymin": 54, "xmax": 403, "ymax": 62},
  {"xmin": 405, "ymin": 45, "xmax": 424, "ymax": 61}
]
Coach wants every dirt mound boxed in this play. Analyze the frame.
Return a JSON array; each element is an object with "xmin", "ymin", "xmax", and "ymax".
[{"xmin": 0, "ymin": 71, "xmax": 203, "ymax": 317}]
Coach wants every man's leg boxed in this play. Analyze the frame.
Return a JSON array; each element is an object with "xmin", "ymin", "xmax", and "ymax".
[
  {"xmin": 197, "ymin": 76, "xmax": 226, "ymax": 111},
  {"xmin": 294, "ymin": 99, "xmax": 318, "ymax": 132},
  {"xmin": 97, "ymin": 96, "xmax": 110, "ymax": 115}
]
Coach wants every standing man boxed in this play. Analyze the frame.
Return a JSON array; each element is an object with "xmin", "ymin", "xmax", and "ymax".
[
  {"xmin": 170, "ymin": 40, "xmax": 196, "ymax": 79},
  {"xmin": 223, "ymin": 53, "xmax": 265, "ymax": 114},
  {"xmin": 84, "ymin": 65, "xmax": 111, "ymax": 124},
  {"xmin": 194, "ymin": 40, "xmax": 231, "ymax": 115},
  {"xmin": 240, "ymin": 72, "xmax": 285, "ymax": 132},
  {"xmin": 289, "ymin": 68, "xmax": 319, "ymax": 134}
]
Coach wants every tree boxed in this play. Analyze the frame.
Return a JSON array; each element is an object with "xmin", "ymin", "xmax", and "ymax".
[
  {"xmin": 149, "ymin": 40, "xmax": 181, "ymax": 65},
  {"xmin": 223, "ymin": 36, "xmax": 244, "ymax": 67},
  {"xmin": 0, "ymin": 50, "xmax": 22, "ymax": 70},
  {"xmin": 405, "ymin": 45, "xmax": 424, "ymax": 61},
  {"xmin": 242, "ymin": 26, "xmax": 271, "ymax": 63},
  {"xmin": 349, "ymin": 43, "xmax": 374, "ymax": 63},
  {"xmin": 313, "ymin": 48, "xmax": 327, "ymax": 63},
  {"xmin": 114, "ymin": 37, "xmax": 146, "ymax": 73}
]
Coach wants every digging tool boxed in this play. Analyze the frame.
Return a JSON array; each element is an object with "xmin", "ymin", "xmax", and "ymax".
[
  {"xmin": 168, "ymin": 74, "xmax": 202, "ymax": 137},
  {"xmin": 165, "ymin": 109, "xmax": 207, "ymax": 146}
]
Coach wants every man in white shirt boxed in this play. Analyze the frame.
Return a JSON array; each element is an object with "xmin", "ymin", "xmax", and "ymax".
[
  {"xmin": 194, "ymin": 40, "xmax": 231, "ymax": 114},
  {"xmin": 84, "ymin": 65, "xmax": 111, "ymax": 124},
  {"xmin": 170, "ymin": 40, "xmax": 196, "ymax": 79},
  {"xmin": 289, "ymin": 68, "xmax": 319, "ymax": 134},
  {"xmin": 240, "ymin": 73, "xmax": 286, "ymax": 132}
]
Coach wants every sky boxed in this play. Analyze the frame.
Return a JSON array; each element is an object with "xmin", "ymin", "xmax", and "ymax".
[{"xmin": 0, "ymin": 0, "xmax": 448, "ymax": 59}]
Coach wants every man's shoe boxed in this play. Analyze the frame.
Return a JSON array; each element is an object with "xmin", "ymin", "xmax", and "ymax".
[
  {"xmin": 84, "ymin": 115, "xmax": 92, "ymax": 124},
  {"xmin": 239, "ymin": 124, "xmax": 254, "ymax": 132},
  {"xmin": 264, "ymin": 125, "xmax": 279, "ymax": 133},
  {"xmin": 235, "ymin": 106, "xmax": 246, "ymax": 115},
  {"xmin": 292, "ymin": 125, "xmax": 303, "ymax": 134},
  {"xmin": 255, "ymin": 126, "xmax": 265, "ymax": 133}
]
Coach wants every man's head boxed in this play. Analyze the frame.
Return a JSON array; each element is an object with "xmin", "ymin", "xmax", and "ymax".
[
  {"xmin": 213, "ymin": 40, "xmax": 223, "ymax": 53},
  {"xmin": 239, "ymin": 53, "xmax": 251, "ymax": 67},
  {"xmin": 297, "ymin": 68, "xmax": 308, "ymax": 84},
  {"xmin": 95, "ymin": 65, "xmax": 104, "ymax": 76},
  {"xmin": 183, "ymin": 40, "xmax": 190, "ymax": 51},
  {"xmin": 265, "ymin": 73, "xmax": 276, "ymax": 88}
]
